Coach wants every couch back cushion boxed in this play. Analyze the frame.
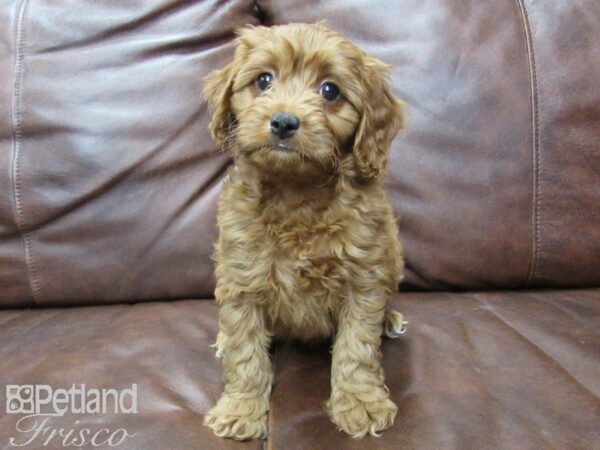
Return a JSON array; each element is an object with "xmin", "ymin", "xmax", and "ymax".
[
  {"xmin": 0, "ymin": 0, "xmax": 598, "ymax": 307},
  {"xmin": 0, "ymin": 0, "xmax": 259, "ymax": 306},
  {"xmin": 259, "ymin": 0, "xmax": 600, "ymax": 290}
]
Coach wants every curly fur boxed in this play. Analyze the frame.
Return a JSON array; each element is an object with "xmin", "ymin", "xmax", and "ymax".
[{"xmin": 202, "ymin": 22, "xmax": 406, "ymax": 440}]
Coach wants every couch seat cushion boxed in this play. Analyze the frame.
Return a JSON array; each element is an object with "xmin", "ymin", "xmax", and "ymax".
[
  {"xmin": 0, "ymin": 300, "xmax": 259, "ymax": 450},
  {"xmin": 268, "ymin": 289, "xmax": 600, "ymax": 449},
  {"xmin": 1, "ymin": 290, "xmax": 598, "ymax": 449}
]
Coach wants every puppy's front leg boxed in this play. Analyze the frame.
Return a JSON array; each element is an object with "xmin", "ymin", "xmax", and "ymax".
[
  {"xmin": 204, "ymin": 299, "xmax": 272, "ymax": 440},
  {"xmin": 327, "ymin": 288, "xmax": 397, "ymax": 438}
]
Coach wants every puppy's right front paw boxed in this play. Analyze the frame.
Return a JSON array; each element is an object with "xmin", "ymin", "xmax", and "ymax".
[{"xmin": 203, "ymin": 394, "xmax": 268, "ymax": 440}]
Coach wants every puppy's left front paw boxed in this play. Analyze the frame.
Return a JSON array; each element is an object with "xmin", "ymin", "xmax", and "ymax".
[{"xmin": 327, "ymin": 390, "xmax": 398, "ymax": 438}]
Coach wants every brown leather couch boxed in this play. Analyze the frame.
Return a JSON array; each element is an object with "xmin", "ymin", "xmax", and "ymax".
[{"xmin": 1, "ymin": 1, "xmax": 598, "ymax": 449}]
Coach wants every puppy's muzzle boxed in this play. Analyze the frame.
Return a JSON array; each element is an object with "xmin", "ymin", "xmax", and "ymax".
[{"xmin": 270, "ymin": 112, "xmax": 300, "ymax": 140}]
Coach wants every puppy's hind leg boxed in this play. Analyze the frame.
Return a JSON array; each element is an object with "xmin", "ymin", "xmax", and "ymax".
[
  {"xmin": 384, "ymin": 307, "xmax": 408, "ymax": 338},
  {"xmin": 211, "ymin": 330, "xmax": 227, "ymax": 358}
]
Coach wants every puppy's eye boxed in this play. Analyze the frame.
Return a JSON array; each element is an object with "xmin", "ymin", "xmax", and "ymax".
[
  {"xmin": 319, "ymin": 82, "xmax": 340, "ymax": 102},
  {"xmin": 256, "ymin": 72, "xmax": 273, "ymax": 91}
]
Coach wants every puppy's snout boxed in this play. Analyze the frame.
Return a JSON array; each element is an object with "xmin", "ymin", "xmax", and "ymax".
[{"xmin": 270, "ymin": 112, "xmax": 300, "ymax": 140}]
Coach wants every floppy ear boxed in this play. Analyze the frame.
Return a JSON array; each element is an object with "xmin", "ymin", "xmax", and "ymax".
[
  {"xmin": 202, "ymin": 60, "xmax": 237, "ymax": 148},
  {"xmin": 353, "ymin": 57, "xmax": 405, "ymax": 180}
]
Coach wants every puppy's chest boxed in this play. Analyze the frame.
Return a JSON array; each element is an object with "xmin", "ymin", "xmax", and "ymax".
[
  {"xmin": 258, "ymin": 216, "xmax": 348, "ymax": 338},
  {"xmin": 264, "ymin": 220, "xmax": 345, "ymax": 295}
]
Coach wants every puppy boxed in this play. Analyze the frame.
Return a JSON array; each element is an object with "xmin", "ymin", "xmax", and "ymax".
[{"xmin": 203, "ymin": 22, "xmax": 406, "ymax": 440}]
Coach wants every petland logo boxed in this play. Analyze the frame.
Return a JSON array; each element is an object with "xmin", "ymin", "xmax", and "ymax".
[{"xmin": 5, "ymin": 384, "xmax": 137, "ymax": 447}]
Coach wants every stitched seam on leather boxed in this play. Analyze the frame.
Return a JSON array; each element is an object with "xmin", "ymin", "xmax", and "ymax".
[
  {"xmin": 266, "ymin": 346, "xmax": 276, "ymax": 450},
  {"xmin": 11, "ymin": 0, "xmax": 42, "ymax": 305},
  {"xmin": 253, "ymin": 0, "xmax": 269, "ymax": 26},
  {"xmin": 515, "ymin": 0, "xmax": 541, "ymax": 287}
]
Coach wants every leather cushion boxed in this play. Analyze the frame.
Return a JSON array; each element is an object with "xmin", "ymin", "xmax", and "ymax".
[
  {"xmin": 0, "ymin": 0, "xmax": 259, "ymax": 307},
  {"xmin": 0, "ymin": 299, "xmax": 261, "ymax": 450},
  {"xmin": 268, "ymin": 289, "xmax": 600, "ymax": 449},
  {"xmin": 257, "ymin": 0, "xmax": 600, "ymax": 290},
  {"xmin": 1, "ymin": 290, "xmax": 598, "ymax": 448},
  {"xmin": 1, "ymin": 0, "xmax": 599, "ymax": 308}
]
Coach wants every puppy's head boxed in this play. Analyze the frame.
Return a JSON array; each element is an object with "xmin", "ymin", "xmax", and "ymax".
[{"xmin": 203, "ymin": 22, "xmax": 404, "ymax": 181}]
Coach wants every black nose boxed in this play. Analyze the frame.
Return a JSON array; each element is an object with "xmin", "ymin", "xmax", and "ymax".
[{"xmin": 270, "ymin": 112, "xmax": 300, "ymax": 139}]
